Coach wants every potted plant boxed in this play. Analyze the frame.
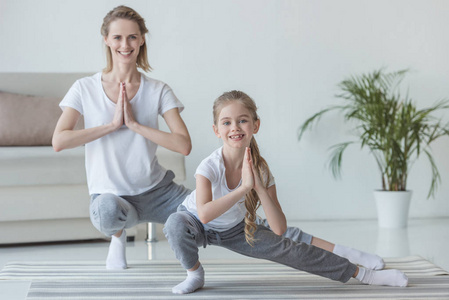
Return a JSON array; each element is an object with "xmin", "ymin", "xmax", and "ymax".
[{"xmin": 297, "ymin": 69, "xmax": 449, "ymax": 228}]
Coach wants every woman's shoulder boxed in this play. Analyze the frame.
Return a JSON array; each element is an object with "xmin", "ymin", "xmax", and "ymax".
[
  {"xmin": 141, "ymin": 74, "xmax": 173, "ymax": 91},
  {"xmin": 73, "ymin": 72, "xmax": 101, "ymax": 89},
  {"xmin": 141, "ymin": 73, "xmax": 164, "ymax": 85}
]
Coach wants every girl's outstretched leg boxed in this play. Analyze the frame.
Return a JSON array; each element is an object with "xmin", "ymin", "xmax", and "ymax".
[
  {"xmin": 219, "ymin": 224, "xmax": 408, "ymax": 287},
  {"xmin": 259, "ymin": 218, "xmax": 384, "ymax": 270},
  {"xmin": 333, "ymin": 243, "xmax": 384, "ymax": 270},
  {"xmin": 354, "ymin": 267, "xmax": 408, "ymax": 287},
  {"xmin": 311, "ymin": 237, "xmax": 384, "ymax": 270}
]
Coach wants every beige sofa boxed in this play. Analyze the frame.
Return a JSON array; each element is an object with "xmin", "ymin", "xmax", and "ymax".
[{"xmin": 0, "ymin": 73, "xmax": 185, "ymax": 244}]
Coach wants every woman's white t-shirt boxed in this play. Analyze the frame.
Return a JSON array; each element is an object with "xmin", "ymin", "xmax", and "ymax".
[
  {"xmin": 59, "ymin": 72, "xmax": 184, "ymax": 196},
  {"xmin": 182, "ymin": 147, "xmax": 275, "ymax": 232}
]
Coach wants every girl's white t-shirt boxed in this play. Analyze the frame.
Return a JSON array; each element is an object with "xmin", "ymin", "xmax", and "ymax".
[
  {"xmin": 182, "ymin": 147, "xmax": 275, "ymax": 232},
  {"xmin": 59, "ymin": 72, "xmax": 184, "ymax": 196}
]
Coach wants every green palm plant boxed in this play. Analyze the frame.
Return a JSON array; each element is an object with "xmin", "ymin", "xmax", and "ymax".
[{"xmin": 298, "ymin": 69, "xmax": 449, "ymax": 198}]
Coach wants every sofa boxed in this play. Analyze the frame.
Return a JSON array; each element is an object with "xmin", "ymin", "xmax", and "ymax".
[{"xmin": 0, "ymin": 73, "xmax": 186, "ymax": 244}]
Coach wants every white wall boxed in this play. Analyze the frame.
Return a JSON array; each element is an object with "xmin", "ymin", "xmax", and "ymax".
[{"xmin": 1, "ymin": 0, "xmax": 448, "ymax": 221}]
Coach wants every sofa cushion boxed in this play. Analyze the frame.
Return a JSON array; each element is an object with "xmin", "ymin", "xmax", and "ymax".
[
  {"xmin": 0, "ymin": 91, "xmax": 83, "ymax": 146},
  {"xmin": 0, "ymin": 146, "xmax": 86, "ymax": 186},
  {"xmin": 0, "ymin": 91, "xmax": 61, "ymax": 146}
]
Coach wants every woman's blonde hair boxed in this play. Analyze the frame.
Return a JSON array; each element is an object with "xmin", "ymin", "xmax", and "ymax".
[
  {"xmin": 213, "ymin": 90, "xmax": 271, "ymax": 246},
  {"xmin": 101, "ymin": 5, "xmax": 152, "ymax": 73}
]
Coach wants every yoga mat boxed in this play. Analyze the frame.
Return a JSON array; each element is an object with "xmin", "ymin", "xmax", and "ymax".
[{"xmin": 0, "ymin": 256, "xmax": 448, "ymax": 299}]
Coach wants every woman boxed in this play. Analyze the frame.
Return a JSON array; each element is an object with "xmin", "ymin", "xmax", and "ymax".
[{"xmin": 52, "ymin": 5, "xmax": 192, "ymax": 269}]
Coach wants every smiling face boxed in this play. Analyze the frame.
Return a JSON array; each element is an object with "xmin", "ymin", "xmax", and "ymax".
[
  {"xmin": 104, "ymin": 18, "xmax": 145, "ymax": 65},
  {"xmin": 213, "ymin": 101, "xmax": 260, "ymax": 149}
]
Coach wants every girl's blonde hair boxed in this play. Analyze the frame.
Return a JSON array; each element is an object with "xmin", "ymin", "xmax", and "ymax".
[
  {"xmin": 101, "ymin": 5, "xmax": 152, "ymax": 73},
  {"xmin": 213, "ymin": 90, "xmax": 271, "ymax": 246}
]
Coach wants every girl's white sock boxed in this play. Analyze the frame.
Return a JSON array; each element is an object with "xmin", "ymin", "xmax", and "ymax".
[
  {"xmin": 106, "ymin": 230, "xmax": 127, "ymax": 270},
  {"xmin": 356, "ymin": 267, "xmax": 408, "ymax": 287},
  {"xmin": 172, "ymin": 264, "xmax": 205, "ymax": 294},
  {"xmin": 333, "ymin": 244, "xmax": 385, "ymax": 270}
]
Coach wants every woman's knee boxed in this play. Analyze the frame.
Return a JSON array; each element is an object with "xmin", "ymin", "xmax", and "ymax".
[{"xmin": 90, "ymin": 194, "xmax": 130, "ymax": 236}]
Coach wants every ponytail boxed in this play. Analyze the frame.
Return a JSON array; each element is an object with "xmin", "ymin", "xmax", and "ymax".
[{"xmin": 244, "ymin": 136, "xmax": 271, "ymax": 246}]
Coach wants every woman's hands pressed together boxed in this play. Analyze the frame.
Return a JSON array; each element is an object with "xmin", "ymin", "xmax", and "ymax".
[
  {"xmin": 112, "ymin": 82, "xmax": 139, "ymax": 131},
  {"xmin": 111, "ymin": 82, "xmax": 125, "ymax": 130},
  {"xmin": 123, "ymin": 83, "xmax": 138, "ymax": 129}
]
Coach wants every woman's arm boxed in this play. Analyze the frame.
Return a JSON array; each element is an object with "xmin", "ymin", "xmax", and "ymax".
[
  {"xmin": 52, "ymin": 107, "xmax": 121, "ymax": 152},
  {"xmin": 52, "ymin": 82, "xmax": 125, "ymax": 152},
  {"xmin": 126, "ymin": 107, "xmax": 192, "ymax": 156},
  {"xmin": 122, "ymin": 84, "xmax": 191, "ymax": 156}
]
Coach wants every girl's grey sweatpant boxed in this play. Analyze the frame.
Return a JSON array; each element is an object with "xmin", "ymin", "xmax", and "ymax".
[{"xmin": 163, "ymin": 207, "xmax": 357, "ymax": 283}]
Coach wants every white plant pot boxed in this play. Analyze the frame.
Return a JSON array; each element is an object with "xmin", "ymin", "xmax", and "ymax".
[{"xmin": 373, "ymin": 190, "xmax": 412, "ymax": 228}]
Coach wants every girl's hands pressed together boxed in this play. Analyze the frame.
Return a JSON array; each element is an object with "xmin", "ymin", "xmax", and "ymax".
[
  {"xmin": 251, "ymin": 162, "xmax": 265, "ymax": 193},
  {"xmin": 243, "ymin": 147, "xmax": 265, "ymax": 194},
  {"xmin": 241, "ymin": 147, "xmax": 254, "ymax": 192}
]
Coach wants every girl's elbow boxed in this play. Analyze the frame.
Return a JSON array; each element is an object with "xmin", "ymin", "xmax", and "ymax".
[
  {"xmin": 197, "ymin": 211, "xmax": 210, "ymax": 224},
  {"xmin": 199, "ymin": 217, "xmax": 209, "ymax": 224},
  {"xmin": 277, "ymin": 225, "xmax": 288, "ymax": 236},
  {"xmin": 271, "ymin": 223, "xmax": 287, "ymax": 236},
  {"xmin": 198, "ymin": 215, "xmax": 210, "ymax": 225}
]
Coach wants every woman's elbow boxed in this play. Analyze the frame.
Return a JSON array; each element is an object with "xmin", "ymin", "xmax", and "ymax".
[
  {"xmin": 52, "ymin": 137, "xmax": 63, "ymax": 152},
  {"xmin": 52, "ymin": 133, "xmax": 68, "ymax": 152},
  {"xmin": 181, "ymin": 140, "xmax": 192, "ymax": 156}
]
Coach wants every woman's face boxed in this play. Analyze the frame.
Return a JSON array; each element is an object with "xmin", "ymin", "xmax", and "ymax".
[{"xmin": 104, "ymin": 18, "xmax": 145, "ymax": 66}]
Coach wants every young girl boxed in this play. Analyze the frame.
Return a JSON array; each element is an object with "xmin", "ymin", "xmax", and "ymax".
[
  {"xmin": 52, "ymin": 6, "xmax": 192, "ymax": 269},
  {"xmin": 163, "ymin": 90, "xmax": 408, "ymax": 294}
]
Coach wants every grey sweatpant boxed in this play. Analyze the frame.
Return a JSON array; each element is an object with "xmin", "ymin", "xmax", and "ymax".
[
  {"xmin": 163, "ymin": 208, "xmax": 357, "ymax": 283},
  {"xmin": 89, "ymin": 170, "xmax": 311, "ymax": 239},
  {"xmin": 90, "ymin": 171, "xmax": 192, "ymax": 236}
]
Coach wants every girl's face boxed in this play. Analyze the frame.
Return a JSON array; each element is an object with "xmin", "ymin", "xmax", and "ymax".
[
  {"xmin": 104, "ymin": 19, "xmax": 145, "ymax": 65},
  {"xmin": 213, "ymin": 101, "xmax": 260, "ymax": 149}
]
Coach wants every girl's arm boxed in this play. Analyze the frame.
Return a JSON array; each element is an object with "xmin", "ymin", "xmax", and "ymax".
[
  {"xmin": 195, "ymin": 175, "xmax": 249, "ymax": 224},
  {"xmin": 256, "ymin": 184, "xmax": 287, "ymax": 235},
  {"xmin": 52, "ymin": 83, "xmax": 125, "ymax": 152},
  {"xmin": 196, "ymin": 148, "xmax": 254, "ymax": 224},
  {"xmin": 248, "ymin": 147, "xmax": 286, "ymax": 235},
  {"xmin": 123, "ymin": 87, "xmax": 191, "ymax": 156}
]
